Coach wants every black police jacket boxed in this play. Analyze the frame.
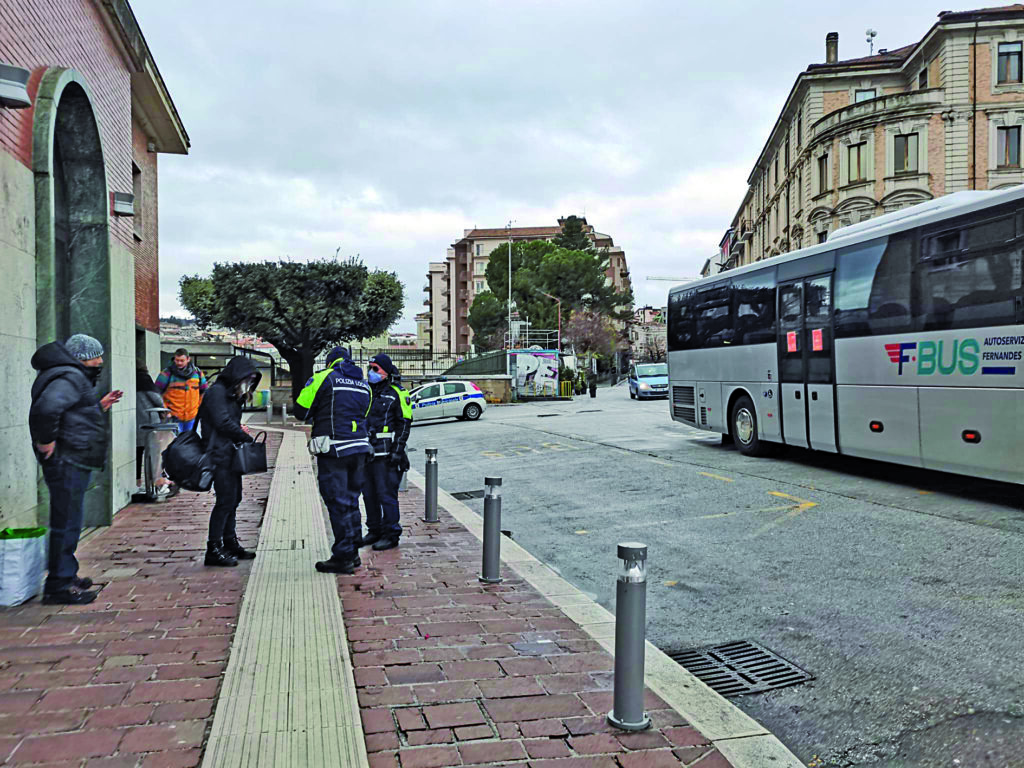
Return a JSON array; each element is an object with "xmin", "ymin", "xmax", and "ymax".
[
  {"xmin": 197, "ymin": 356, "xmax": 256, "ymax": 467},
  {"xmin": 29, "ymin": 341, "xmax": 108, "ymax": 470},
  {"xmin": 367, "ymin": 381, "xmax": 412, "ymax": 457}
]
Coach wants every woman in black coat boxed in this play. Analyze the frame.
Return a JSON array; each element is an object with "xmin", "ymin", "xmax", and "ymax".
[{"xmin": 197, "ymin": 357, "xmax": 260, "ymax": 566}]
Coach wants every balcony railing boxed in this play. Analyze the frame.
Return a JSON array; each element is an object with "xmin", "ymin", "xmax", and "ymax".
[{"xmin": 811, "ymin": 87, "xmax": 944, "ymax": 140}]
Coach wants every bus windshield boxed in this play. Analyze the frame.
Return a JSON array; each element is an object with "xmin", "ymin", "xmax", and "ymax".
[{"xmin": 636, "ymin": 364, "xmax": 668, "ymax": 378}]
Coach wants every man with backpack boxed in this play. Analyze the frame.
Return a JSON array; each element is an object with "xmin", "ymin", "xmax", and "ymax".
[
  {"xmin": 155, "ymin": 348, "xmax": 208, "ymax": 432},
  {"xmin": 359, "ymin": 354, "xmax": 412, "ymax": 552},
  {"xmin": 294, "ymin": 347, "xmax": 372, "ymax": 575}
]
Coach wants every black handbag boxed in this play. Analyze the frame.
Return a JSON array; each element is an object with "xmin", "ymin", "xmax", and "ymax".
[{"xmin": 232, "ymin": 432, "xmax": 268, "ymax": 475}]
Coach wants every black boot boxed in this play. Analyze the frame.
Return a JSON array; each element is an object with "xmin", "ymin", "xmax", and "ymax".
[
  {"xmin": 359, "ymin": 532, "xmax": 382, "ymax": 548},
  {"xmin": 315, "ymin": 557, "xmax": 356, "ymax": 574},
  {"xmin": 204, "ymin": 542, "xmax": 238, "ymax": 567},
  {"xmin": 223, "ymin": 536, "xmax": 256, "ymax": 560}
]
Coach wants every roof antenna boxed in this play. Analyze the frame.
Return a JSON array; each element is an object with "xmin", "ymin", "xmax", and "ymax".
[{"xmin": 866, "ymin": 28, "xmax": 877, "ymax": 56}]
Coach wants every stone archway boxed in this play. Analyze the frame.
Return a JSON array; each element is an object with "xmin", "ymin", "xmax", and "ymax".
[{"xmin": 33, "ymin": 68, "xmax": 113, "ymax": 526}]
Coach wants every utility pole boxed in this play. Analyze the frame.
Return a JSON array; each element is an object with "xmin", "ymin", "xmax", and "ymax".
[{"xmin": 507, "ymin": 220, "xmax": 514, "ymax": 349}]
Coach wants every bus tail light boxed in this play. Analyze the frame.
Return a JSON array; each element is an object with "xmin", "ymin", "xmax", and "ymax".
[
  {"xmin": 869, "ymin": 421, "xmax": 884, "ymax": 433},
  {"xmin": 962, "ymin": 430, "xmax": 981, "ymax": 444}
]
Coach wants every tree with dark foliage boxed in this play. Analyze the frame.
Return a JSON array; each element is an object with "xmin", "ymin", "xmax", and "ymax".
[{"xmin": 180, "ymin": 258, "xmax": 403, "ymax": 401}]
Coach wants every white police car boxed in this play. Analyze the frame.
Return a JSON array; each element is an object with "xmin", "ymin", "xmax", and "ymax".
[{"xmin": 409, "ymin": 380, "xmax": 487, "ymax": 422}]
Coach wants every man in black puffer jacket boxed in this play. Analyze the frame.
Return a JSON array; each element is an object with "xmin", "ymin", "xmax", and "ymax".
[
  {"xmin": 30, "ymin": 334, "xmax": 123, "ymax": 605},
  {"xmin": 197, "ymin": 357, "xmax": 259, "ymax": 567}
]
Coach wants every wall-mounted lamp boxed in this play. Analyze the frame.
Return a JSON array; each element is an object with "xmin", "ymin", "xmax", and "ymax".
[
  {"xmin": 0, "ymin": 63, "xmax": 31, "ymax": 109},
  {"xmin": 111, "ymin": 192, "xmax": 135, "ymax": 217}
]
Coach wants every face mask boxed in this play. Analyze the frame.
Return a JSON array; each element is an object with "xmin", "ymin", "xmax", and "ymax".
[
  {"xmin": 85, "ymin": 366, "xmax": 102, "ymax": 383},
  {"xmin": 368, "ymin": 370, "xmax": 384, "ymax": 384}
]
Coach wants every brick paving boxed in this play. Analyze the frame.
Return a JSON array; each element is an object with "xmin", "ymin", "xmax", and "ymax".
[
  {"xmin": 339, "ymin": 486, "xmax": 736, "ymax": 768},
  {"xmin": 0, "ymin": 432, "xmax": 282, "ymax": 767}
]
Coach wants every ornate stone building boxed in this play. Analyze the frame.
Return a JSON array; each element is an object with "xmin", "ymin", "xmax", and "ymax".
[{"xmin": 716, "ymin": 5, "xmax": 1024, "ymax": 274}]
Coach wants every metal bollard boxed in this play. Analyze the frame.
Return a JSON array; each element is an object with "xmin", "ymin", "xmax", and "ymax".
[
  {"xmin": 266, "ymin": 402, "xmax": 273, "ymax": 425},
  {"xmin": 479, "ymin": 477, "xmax": 503, "ymax": 584},
  {"xmin": 423, "ymin": 448, "xmax": 439, "ymax": 523},
  {"xmin": 608, "ymin": 542, "xmax": 651, "ymax": 731}
]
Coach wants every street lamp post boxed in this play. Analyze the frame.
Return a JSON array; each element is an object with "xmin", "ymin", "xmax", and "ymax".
[
  {"xmin": 506, "ymin": 220, "xmax": 513, "ymax": 349},
  {"xmin": 540, "ymin": 291, "xmax": 561, "ymax": 353}
]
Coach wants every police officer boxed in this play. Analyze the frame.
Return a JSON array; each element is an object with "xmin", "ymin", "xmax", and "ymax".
[
  {"xmin": 360, "ymin": 354, "xmax": 412, "ymax": 552},
  {"xmin": 294, "ymin": 347, "xmax": 371, "ymax": 575}
]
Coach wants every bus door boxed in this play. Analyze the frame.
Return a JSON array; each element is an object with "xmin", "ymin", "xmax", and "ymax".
[{"xmin": 778, "ymin": 273, "xmax": 837, "ymax": 452}]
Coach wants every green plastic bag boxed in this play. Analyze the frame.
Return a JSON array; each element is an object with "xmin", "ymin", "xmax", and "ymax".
[{"xmin": 0, "ymin": 527, "xmax": 47, "ymax": 606}]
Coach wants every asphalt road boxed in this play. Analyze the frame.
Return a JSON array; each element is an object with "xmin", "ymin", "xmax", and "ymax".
[{"xmin": 404, "ymin": 382, "xmax": 1024, "ymax": 767}]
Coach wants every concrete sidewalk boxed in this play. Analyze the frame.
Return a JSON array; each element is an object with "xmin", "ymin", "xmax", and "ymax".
[
  {"xmin": 0, "ymin": 433, "xmax": 282, "ymax": 767},
  {"xmin": 1, "ymin": 427, "xmax": 801, "ymax": 767}
]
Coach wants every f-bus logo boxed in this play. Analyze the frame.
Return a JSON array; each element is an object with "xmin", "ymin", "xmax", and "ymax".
[{"xmin": 884, "ymin": 342, "xmax": 916, "ymax": 375}]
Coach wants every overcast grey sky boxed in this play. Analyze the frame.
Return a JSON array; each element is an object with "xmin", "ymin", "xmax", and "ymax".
[{"xmin": 134, "ymin": 1, "xmax": 965, "ymax": 331}]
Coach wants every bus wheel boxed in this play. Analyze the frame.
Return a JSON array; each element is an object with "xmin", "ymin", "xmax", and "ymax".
[{"xmin": 730, "ymin": 395, "xmax": 770, "ymax": 457}]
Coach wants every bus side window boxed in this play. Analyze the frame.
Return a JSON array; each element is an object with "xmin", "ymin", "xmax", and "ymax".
[
  {"xmin": 835, "ymin": 235, "xmax": 913, "ymax": 337},
  {"xmin": 918, "ymin": 210, "xmax": 1023, "ymax": 330},
  {"xmin": 733, "ymin": 269, "xmax": 776, "ymax": 345}
]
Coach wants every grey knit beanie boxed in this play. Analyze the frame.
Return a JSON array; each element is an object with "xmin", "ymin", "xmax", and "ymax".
[{"xmin": 65, "ymin": 334, "xmax": 104, "ymax": 361}]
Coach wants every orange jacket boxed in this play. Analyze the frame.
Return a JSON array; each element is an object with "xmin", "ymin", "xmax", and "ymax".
[{"xmin": 155, "ymin": 364, "xmax": 208, "ymax": 422}]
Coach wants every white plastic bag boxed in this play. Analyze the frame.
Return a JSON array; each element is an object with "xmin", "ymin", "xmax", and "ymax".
[{"xmin": 0, "ymin": 527, "xmax": 47, "ymax": 606}]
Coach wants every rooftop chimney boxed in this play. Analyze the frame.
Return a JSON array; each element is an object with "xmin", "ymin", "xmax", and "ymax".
[{"xmin": 826, "ymin": 32, "xmax": 839, "ymax": 64}]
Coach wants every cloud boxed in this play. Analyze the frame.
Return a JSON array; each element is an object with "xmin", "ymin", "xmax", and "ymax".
[{"xmin": 137, "ymin": 0, "xmax": 953, "ymax": 329}]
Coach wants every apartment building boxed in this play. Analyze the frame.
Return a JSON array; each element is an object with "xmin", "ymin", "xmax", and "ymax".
[
  {"xmin": 716, "ymin": 5, "xmax": 1024, "ymax": 274},
  {"xmin": 426, "ymin": 218, "xmax": 631, "ymax": 353}
]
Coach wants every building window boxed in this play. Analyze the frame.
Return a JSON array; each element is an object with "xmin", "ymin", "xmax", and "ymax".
[
  {"xmin": 998, "ymin": 125, "xmax": 1021, "ymax": 167},
  {"xmin": 848, "ymin": 142, "xmax": 867, "ymax": 182},
  {"xmin": 774, "ymin": 157, "xmax": 779, "ymax": 186},
  {"xmin": 785, "ymin": 140, "xmax": 790, "ymax": 169},
  {"xmin": 475, "ymin": 244, "xmax": 481, "ymax": 256},
  {"xmin": 894, "ymin": 133, "xmax": 919, "ymax": 174},
  {"xmin": 475, "ymin": 280, "xmax": 485, "ymax": 292},
  {"xmin": 854, "ymin": 88, "xmax": 876, "ymax": 103},
  {"xmin": 796, "ymin": 168, "xmax": 802, "ymax": 209},
  {"xmin": 817, "ymin": 231, "xmax": 829, "ymax": 244},
  {"xmin": 797, "ymin": 113, "xmax": 803, "ymax": 146},
  {"xmin": 817, "ymin": 154, "xmax": 830, "ymax": 194},
  {"xmin": 474, "ymin": 261, "xmax": 486, "ymax": 275},
  {"xmin": 919, "ymin": 68, "xmax": 928, "ymax": 89},
  {"xmin": 998, "ymin": 43, "xmax": 1023, "ymax": 84}
]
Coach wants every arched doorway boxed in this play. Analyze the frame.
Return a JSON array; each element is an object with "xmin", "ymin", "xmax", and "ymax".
[{"xmin": 33, "ymin": 68, "xmax": 112, "ymax": 526}]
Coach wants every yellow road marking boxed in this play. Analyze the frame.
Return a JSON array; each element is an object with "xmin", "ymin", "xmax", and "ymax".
[
  {"xmin": 699, "ymin": 472, "xmax": 733, "ymax": 483},
  {"xmin": 663, "ymin": 580, "xmax": 678, "ymax": 587},
  {"xmin": 575, "ymin": 529, "xmax": 589, "ymax": 535},
  {"xmin": 650, "ymin": 458, "xmax": 673, "ymax": 467},
  {"xmin": 750, "ymin": 492, "xmax": 818, "ymax": 538}
]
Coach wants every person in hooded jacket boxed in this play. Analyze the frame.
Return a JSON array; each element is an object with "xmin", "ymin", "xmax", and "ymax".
[
  {"xmin": 359, "ymin": 354, "xmax": 412, "ymax": 552},
  {"xmin": 29, "ymin": 334, "xmax": 123, "ymax": 605},
  {"xmin": 294, "ymin": 347, "xmax": 372, "ymax": 575},
  {"xmin": 197, "ymin": 356, "xmax": 260, "ymax": 567}
]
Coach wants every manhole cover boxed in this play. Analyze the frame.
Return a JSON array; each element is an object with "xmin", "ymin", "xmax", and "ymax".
[
  {"xmin": 665, "ymin": 639, "xmax": 812, "ymax": 697},
  {"xmin": 451, "ymin": 490, "xmax": 485, "ymax": 500}
]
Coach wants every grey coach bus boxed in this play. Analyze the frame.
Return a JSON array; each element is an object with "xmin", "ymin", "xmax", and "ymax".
[{"xmin": 668, "ymin": 187, "xmax": 1024, "ymax": 485}]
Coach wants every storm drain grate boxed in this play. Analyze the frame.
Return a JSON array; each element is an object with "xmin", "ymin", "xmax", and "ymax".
[
  {"xmin": 665, "ymin": 639, "xmax": 813, "ymax": 697},
  {"xmin": 451, "ymin": 490, "xmax": 485, "ymax": 501}
]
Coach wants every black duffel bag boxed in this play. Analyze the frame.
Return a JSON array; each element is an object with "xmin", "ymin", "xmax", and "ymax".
[
  {"xmin": 162, "ymin": 429, "xmax": 216, "ymax": 492},
  {"xmin": 232, "ymin": 431, "xmax": 268, "ymax": 475}
]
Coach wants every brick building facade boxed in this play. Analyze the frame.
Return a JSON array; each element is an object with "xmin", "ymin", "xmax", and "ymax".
[
  {"xmin": 714, "ymin": 5, "xmax": 1024, "ymax": 274},
  {"xmin": 0, "ymin": 0, "xmax": 188, "ymax": 529},
  {"xmin": 427, "ymin": 219, "xmax": 631, "ymax": 353}
]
